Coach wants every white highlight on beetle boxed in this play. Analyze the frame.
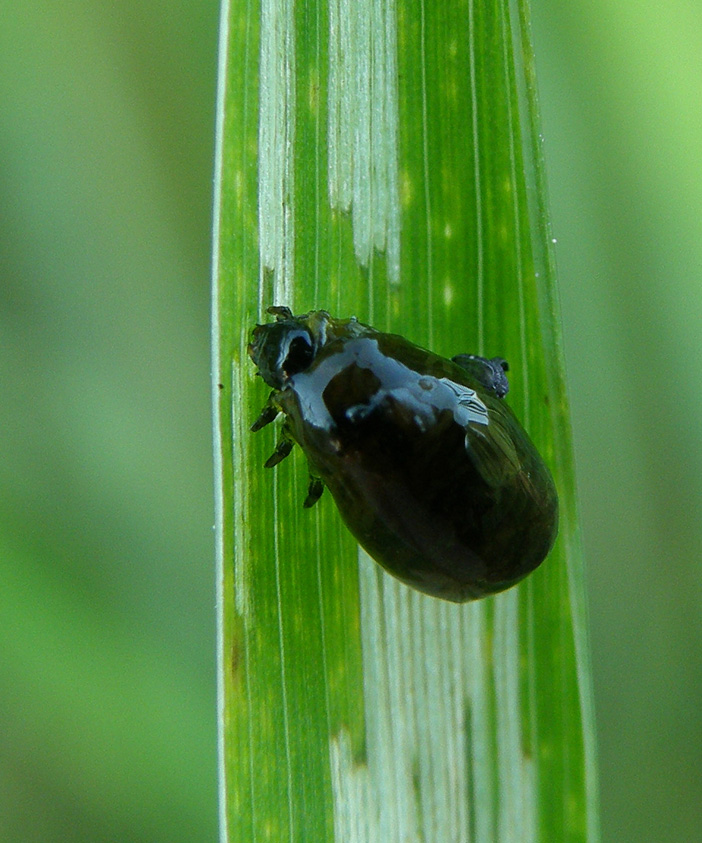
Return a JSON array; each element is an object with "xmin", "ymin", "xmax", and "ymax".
[
  {"xmin": 328, "ymin": 0, "xmax": 401, "ymax": 283},
  {"xmin": 258, "ymin": 0, "xmax": 296, "ymax": 306},
  {"xmin": 329, "ymin": 553, "xmax": 536, "ymax": 843}
]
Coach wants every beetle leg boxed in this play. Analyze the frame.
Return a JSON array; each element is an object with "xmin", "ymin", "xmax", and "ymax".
[
  {"xmin": 451, "ymin": 354, "xmax": 510, "ymax": 398},
  {"xmin": 264, "ymin": 437, "xmax": 293, "ymax": 468},
  {"xmin": 303, "ymin": 477, "xmax": 324, "ymax": 508},
  {"xmin": 251, "ymin": 393, "xmax": 279, "ymax": 432}
]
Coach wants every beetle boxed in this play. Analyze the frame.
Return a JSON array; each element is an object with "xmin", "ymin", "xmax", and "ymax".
[{"xmin": 248, "ymin": 306, "xmax": 558, "ymax": 602}]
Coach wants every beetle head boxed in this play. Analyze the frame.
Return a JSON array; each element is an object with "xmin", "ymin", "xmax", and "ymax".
[{"xmin": 248, "ymin": 315, "xmax": 316, "ymax": 389}]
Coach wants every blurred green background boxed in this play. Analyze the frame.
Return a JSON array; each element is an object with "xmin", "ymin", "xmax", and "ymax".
[{"xmin": 0, "ymin": 1, "xmax": 699, "ymax": 841}]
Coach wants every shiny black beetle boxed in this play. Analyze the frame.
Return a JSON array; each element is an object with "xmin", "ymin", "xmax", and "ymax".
[{"xmin": 249, "ymin": 306, "xmax": 558, "ymax": 602}]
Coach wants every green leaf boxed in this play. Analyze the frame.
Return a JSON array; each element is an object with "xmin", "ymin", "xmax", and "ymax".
[{"xmin": 212, "ymin": 0, "xmax": 599, "ymax": 840}]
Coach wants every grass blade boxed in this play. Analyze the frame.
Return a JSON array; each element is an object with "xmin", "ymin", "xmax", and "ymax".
[{"xmin": 212, "ymin": 0, "xmax": 599, "ymax": 839}]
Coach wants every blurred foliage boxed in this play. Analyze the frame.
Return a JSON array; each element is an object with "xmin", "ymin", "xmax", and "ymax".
[
  {"xmin": 0, "ymin": 0, "xmax": 700, "ymax": 842},
  {"xmin": 0, "ymin": 1, "xmax": 219, "ymax": 841},
  {"xmin": 531, "ymin": 3, "xmax": 702, "ymax": 841}
]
